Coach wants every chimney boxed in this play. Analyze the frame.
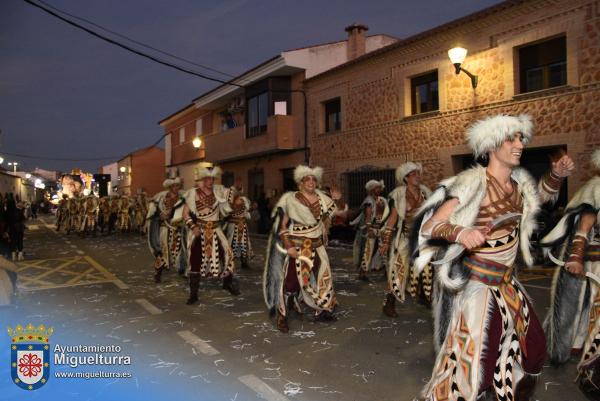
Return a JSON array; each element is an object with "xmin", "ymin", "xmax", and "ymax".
[{"xmin": 345, "ymin": 23, "xmax": 369, "ymax": 60}]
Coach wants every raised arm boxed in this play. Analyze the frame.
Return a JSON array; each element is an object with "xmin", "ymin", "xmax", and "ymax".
[
  {"xmin": 565, "ymin": 212, "xmax": 597, "ymax": 277},
  {"xmin": 538, "ymin": 154, "xmax": 575, "ymax": 204}
]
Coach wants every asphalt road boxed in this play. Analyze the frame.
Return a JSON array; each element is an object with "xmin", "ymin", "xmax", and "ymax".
[{"xmin": 0, "ymin": 215, "xmax": 590, "ymax": 401}]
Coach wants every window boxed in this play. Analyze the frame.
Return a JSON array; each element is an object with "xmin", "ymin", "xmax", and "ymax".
[
  {"xmin": 195, "ymin": 119, "xmax": 203, "ymax": 135},
  {"xmin": 179, "ymin": 127, "xmax": 185, "ymax": 144},
  {"xmin": 324, "ymin": 98, "xmax": 341, "ymax": 133},
  {"xmin": 222, "ymin": 172, "xmax": 234, "ymax": 188},
  {"xmin": 411, "ymin": 71, "xmax": 439, "ymax": 115},
  {"xmin": 247, "ymin": 92, "xmax": 269, "ymax": 137},
  {"xmin": 248, "ymin": 169, "xmax": 264, "ymax": 200},
  {"xmin": 519, "ymin": 36, "xmax": 566, "ymax": 93},
  {"xmin": 282, "ymin": 168, "xmax": 296, "ymax": 192}
]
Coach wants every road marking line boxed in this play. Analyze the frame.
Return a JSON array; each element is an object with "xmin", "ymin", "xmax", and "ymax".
[
  {"xmin": 76, "ymin": 250, "xmax": 84, "ymax": 255},
  {"xmin": 28, "ymin": 225, "xmax": 39, "ymax": 230},
  {"xmin": 70, "ymin": 245, "xmax": 77, "ymax": 249},
  {"xmin": 83, "ymin": 255, "xmax": 129, "ymax": 290},
  {"xmin": 177, "ymin": 330, "xmax": 220, "ymax": 356},
  {"xmin": 238, "ymin": 374, "xmax": 290, "ymax": 401},
  {"xmin": 135, "ymin": 298, "xmax": 163, "ymax": 315}
]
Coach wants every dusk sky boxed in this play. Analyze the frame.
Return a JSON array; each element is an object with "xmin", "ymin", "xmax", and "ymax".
[{"xmin": 0, "ymin": 0, "xmax": 499, "ymax": 173}]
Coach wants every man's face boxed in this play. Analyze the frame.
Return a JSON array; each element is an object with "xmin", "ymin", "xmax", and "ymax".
[
  {"xmin": 202, "ymin": 177, "xmax": 214, "ymax": 190},
  {"xmin": 299, "ymin": 175, "xmax": 317, "ymax": 193},
  {"xmin": 406, "ymin": 170, "xmax": 421, "ymax": 187},
  {"xmin": 371, "ymin": 186, "xmax": 382, "ymax": 197},
  {"xmin": 491, "ymin": 132, "xmax": 524, "ymax": 168},
  {"xmin": 170, "ymin": 184, "xmax": 181, "ymax": 194}
]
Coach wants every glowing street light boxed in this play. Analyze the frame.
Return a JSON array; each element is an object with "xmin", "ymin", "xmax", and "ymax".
[
  {"xmin": 119, "ymin": 166, "xmax": 127, "ymax": 173},
  {"xmin": 7, "ymin": 162, "xmax": 18, "ymax": 174},
  {"xmin": 25, "ymin": 173, "xmax": 31, "ymax": 179},
  {"xmin": 192, "ymin": 136, "xmax": 202, "ymax": 149},
  {"xmin": 0, "ymin": 157, "xmax": 4, "ymax": 164},
  {"xmin": 448, "ymin": 46, "xmax": 478, "ymax": 88}
]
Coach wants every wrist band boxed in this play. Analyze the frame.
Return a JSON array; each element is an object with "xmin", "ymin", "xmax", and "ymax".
[{"xmin": 431, "ymin": 222, "xmax": 465, "ymax": 243}]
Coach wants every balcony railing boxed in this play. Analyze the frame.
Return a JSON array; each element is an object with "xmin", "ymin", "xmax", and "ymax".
[{"xmin": 203, "ymin": 115, "xmax": 301, "ymax": 163}]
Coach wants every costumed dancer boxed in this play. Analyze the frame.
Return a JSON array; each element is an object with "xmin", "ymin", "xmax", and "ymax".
[
  {"xmin": 134, "ymin": 193, "xmax": 148, "ymax": 235},
  {"xmin": 263, "ymin": 165, "xmax": 339, "ymax": 333},
  {"xmin": 351, "ymin": 179, "xmax": 389, "ymax": 282},
  {"xmin": 97, "ymin": 196, "xmax": 111, "ymax": 234},
  {"xmin": 56, "ymin": 194, "xmax": 69, "ymax": 232},
  {"xmin": 80, "ymin": 195, "xmax": 98, "ymax": 235},
  {"xmin": 226, "ymin": 184, "xmax": 253, "ymax": 270},
  {"xmin": 67, "ymin": 196, "xmax": 82, "ymax": 234},
  {"xmin": 174, "ymin": 166, "xmax": 239, "ymax": 305},
  {"xmin": 541, "ymin": 148, "xmax": 600, "ymax": 396},
  {"xmin": 379, "ymin": 162, "xmax": 432, "ymax": 317},
  {"xmin": 147, "ymin": 178, "xmax": 186, "ymax": 283},
  {"xmin": 118, "ymin": 195, "xmax": 132, "ymax": 232},
  {"xmin": 108, "ymin": 195, "xmax": 120, "ymax": 234},
  {"xmin": 412, "ymin": 114, "xmax": 573, "ymax": 400}
]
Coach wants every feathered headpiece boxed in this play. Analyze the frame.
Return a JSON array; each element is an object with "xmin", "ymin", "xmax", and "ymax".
[
  {"xmin": 162, "ymin": 177, "xmax": 181, "ymax": 188},
  {"xmin": 466, "ymin": 114, "xmax": 533, "ymax": 158},
  {"xmin": 365, "ymin": 179, "xmax": 385, "ymax": 192},
  {"xmin": 395, "ymin": 162, "xmax": 422, "ymax": 184},
  {"xmin": 194, "ymin": 166, "xmax": 222, "ymax": 181},
  {"xmin": 293, "ymin": 165, "xmax": 323, "ymax": 184}
]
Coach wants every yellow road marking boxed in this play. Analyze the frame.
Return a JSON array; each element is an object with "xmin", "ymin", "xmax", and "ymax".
[{"xmin": 14, "ymin": 255, "xmax": 128, "ymax": 291}]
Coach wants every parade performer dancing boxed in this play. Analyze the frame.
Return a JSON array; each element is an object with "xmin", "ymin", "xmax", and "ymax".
[
  {"xmin": 80, "ymin": 195, "xmax": 98, "ymax": 235},
  {"xmin": 379, "ymin": 162, "xmax": 431, "ymax": 317},
  {"xmin": 225, "ymin": 185, "xmax": 253, "ymax": 270},
  {"xmin": 541, "ymin": 148, "xmax": 600, "ymax": 396},
  {"xmin": 97, "ymin": 196, "xmax": 111, "ymax": 234},
  {"xmin": 351, "ymin": 179, "xmax": 388, "ymax": 281},
  {"xmin": 118, "ymin": 195, "xmax": 132, "ymax": 232},
  {"xmin": 175, "ymin": 166, "xmax": 239, "ymax": 304},
  {"xmin": 147, "ymin": 178, "xmax": 186, "ymax": 283},
  {"xmin": 412, "ymin": 114, "xmax": 573, "ymax": 400},
  {"xmin": 56, "ymin": 194, "xmax": 69, "ymax": 232},
  {"xmin": 263, "ymin": 165, "xmax": 339, "ymax": 333}
]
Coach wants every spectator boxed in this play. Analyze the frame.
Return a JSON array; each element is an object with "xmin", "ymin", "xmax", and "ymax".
[{"xmin": 6, "ymin": 195, "xmax": 26, "ymax": 261}]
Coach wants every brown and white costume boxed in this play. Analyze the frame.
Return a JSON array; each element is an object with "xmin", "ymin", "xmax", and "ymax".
[
  {"xmin": 118, "ymin": 195, "xmax": 133, "ymax": 232},
  {"xmin": 381, "ymin": 163, "xmax": 432, "ymax": 305},
  {"xmin": 263, "ymin": 166, "xmax": 338, "ymax": 322},
  {"xmin": 147, "ymin": 178, "xmax": 186, "ymax": 281},
  {"xmin": 80, "ymin": 195, "xmax": 99, "ymax": 234},
  {"xmin": 351, "ymin": 180, "xmax": 389, "ymax": 278},
  {"xmin": 412, "ymin": 115, "xmax": 564, "ymax": 401},
  {"xmin": 542, "ymin": 149, "xmax": 600, "ymax": 388},
  {"xmin": 174, "ymin": 166, "xmax": 237, "ymax": 303},
  {"xmin": 225, "ymin": 190, "xmax": 253, "ymax": 268}
]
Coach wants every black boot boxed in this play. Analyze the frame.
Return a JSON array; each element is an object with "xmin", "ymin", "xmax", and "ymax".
[
  {"xmin": 276, "ymin": 310, "xmax": 289, "ymax": 333},
  {"xmin": 241, "ymin": 258, "xmax": 250, "ymax": 270},
  {"xmin": 314, "ymin": 310, "xmax": 337, "ymax": 322},
  {"xmin": 578, "ymin": 365, "xmax": 600, "ymax": 401},
  {"xmin": 357, "ymin": 271, "xmax": 369, "ymax": 282},
  {"xmin": 222, "ymin": 274, "xmax": 240, "ymax": 296},
  {"xmin": 154, "ymin": 267, "xmax": 164, "ymax": 283},
  {"xmin": 515, "ymin": 373, "xmax": 538, "ymax": 401},
  {"xmin": 186, "ymin": 274, "xmax": 200, "ymax": 305},
  {"xmin": 382, "ymin": 293, "xmax": 398, "ymax": 317}
]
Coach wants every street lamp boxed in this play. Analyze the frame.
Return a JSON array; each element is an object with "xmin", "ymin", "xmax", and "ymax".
[
  {"xmin": 25, "ymin": 173, "xmax": 31, "ymax": 179},
  {"xmin": 0, "ymin": 157, "xmax": 4, "ymax": 164},
  {"xmin": 192, "ymin": 136, "xmax": 202, "ymax": 149},
  {"xmin": 448, "ymin": 47, "xmax": 478, "ymax": 89},
  {"xmin": 119, "ymin": 166, "xmax": 127, "ymax": 173}
]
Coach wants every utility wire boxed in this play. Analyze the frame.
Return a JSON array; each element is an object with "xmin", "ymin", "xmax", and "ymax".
[
  {"xmin": 35, "ymin": 0, "xmax": 246, "ymax": 82},
  {"xmin": 22, "ymin": 0, "xmax": 244, "ymax": 87}
]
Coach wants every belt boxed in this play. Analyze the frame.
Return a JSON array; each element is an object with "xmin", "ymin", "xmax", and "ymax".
[
  {"xmin": 465, "ymin": 255, "xmax": 513, "ymax": 286},
  {"xmin": 289, "ymin": 236, "xmax": 323, "ymax": 250}
]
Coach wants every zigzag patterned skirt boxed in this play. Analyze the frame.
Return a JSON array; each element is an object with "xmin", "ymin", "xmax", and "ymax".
[
  {"xmin": 424, "ymin": 256, "xmax": 545, "ymax": 401},
  {"xmin": 188, "ymin": 224, "xmax": 234, "ymax": 278}
]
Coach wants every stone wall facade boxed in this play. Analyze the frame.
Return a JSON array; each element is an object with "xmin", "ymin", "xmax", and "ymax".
[{"xmin": 305, "ymin": 0, "xmax": 600, "ymax": 199}]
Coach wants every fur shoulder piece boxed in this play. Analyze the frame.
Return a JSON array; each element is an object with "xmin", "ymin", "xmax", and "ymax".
[
  {"xmin": 511, "ymin": 167, "xmax": 540, "ymax": 266},
  {"xmin": 593, "ymin": 149, "xmax": 600, "ymax": 170}
]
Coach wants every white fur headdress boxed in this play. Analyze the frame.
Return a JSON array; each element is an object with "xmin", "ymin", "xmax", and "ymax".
[
  {"xmin": 162, "ymin": 177, "xmax": 181, "ymax": 188},
  {"xmin": 293, "ymin": 165, "xmax": 323, "ymax": 184},
  {"xmin": 194, "ymin": 166, "xmax": 222, "ymax": 181},
  {"xmin": 396, "ymin": 162, "xmax": 422, "ymax": 183},
  {"xmin": 592, "ymin": 149, "xmax": 600, "ymax": 170},
  {"xmin": 466, "ymin": 114, "xmax": 533, "ymax": 158},
  {"xmin": 365, "ymin": 179, "xmax": 385, "ymax": 192}
]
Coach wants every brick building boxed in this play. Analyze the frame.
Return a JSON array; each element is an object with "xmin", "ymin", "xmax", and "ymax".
[
  {"xmin": 116, "ymin": 146, "xmax": 165, "ymax": 196},
  {"xmin": 305, "ymin": 0, "xmax": 600, "ymax": 207},
  {"xmin": 159, "ymin": 26, "xmax": 397, "ymax": 201}
]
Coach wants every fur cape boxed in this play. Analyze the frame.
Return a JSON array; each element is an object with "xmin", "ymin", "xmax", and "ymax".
[
  {"xmin": 262, "ymin": 189, "xmax": 335, "ymax": 314},
  {"xmin": 351, "ymin": 195, "xmax": 390, "ymax": 270},
  {"xmin": 540, "ymin": 176, "xmax": 600, "ymax": 364},
  {"xmin": 146, "ymin": 190, "xmax": 185, "ymax": 257},
  {"xmin": 410, "ymin": 165, "xmax": 540, "ymax": 350}
]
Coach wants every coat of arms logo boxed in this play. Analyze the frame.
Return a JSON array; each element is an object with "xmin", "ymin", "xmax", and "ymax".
[{"xmin": 8, "ymin": 323, "xmax": 53, "ymax": 390}]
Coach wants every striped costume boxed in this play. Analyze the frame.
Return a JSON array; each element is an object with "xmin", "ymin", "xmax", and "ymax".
[{"xmin": 225, "ymin": 194, "xmax": 253, "ymax": 268}]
